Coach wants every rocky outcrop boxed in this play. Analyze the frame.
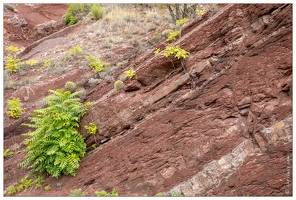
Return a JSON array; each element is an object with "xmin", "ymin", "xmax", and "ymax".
[
  {"xmin": 3, "ymin": 4, "xmax": 292, "ymax": 196},
  {"xmin": 3, "ymin": 4, "xmax": 67, "ymax": 46}
]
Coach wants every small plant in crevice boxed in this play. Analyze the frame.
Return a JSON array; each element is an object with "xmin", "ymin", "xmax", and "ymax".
[
  {"xmin": 43, "ymin": 59, "xmax": 52, "ymax": 67},
  {"xmin": 65, "ymin": 81, "xmax": 76, "ymax": 91},
  {"xmin": 171, "ymin": 191, "xmax": 184, "ymax": 196},
  {"xmin": 84, "ymin": 122, "xmax": 98, "ymax": 135},
  {"xmin": 153, "ymin": 17, "xmax": 190, "ymax": 74},
  {"xmin": 196, "ymin": 8, "xmax": 206, "ymax": 17},
  {"xmin": 4, "ymin": 148, "xmax": 14, "ymax": 159},
  {"xmin": 95, "ymin": 188, "xmax": 119, "ymax": 196},
  {"xmin": 123, "ymin": 68, "xmax": 136, "ymax": 79},
  {"xmin": 6, "ymin": 97, "xmax": 23, "ymax": 118},
  {"xmin": 34, "ymin": 176, "xmax": 45, "ymax": 189},
  {"xmin": 176, "ymin": 17, "xmax": 188, "ymax": 26},
  {"xmin": 44, "ymin": 184, "xmax": 51, "ymax": 191},
  {"xmin": 24, "ymin": 59, "xmax": 39, "ymax": 67},
  {"xmin": 155, "ymin": 192, "xmax": 163, "ymax": 196},
  {"xmin": 6, "ymin": 185, "xmax": 16, "ymax": 195},
  {"xmin": 5, "ymin": 45, "xmax": 21, "ymax": 53},
  {"xmin": 162, "ymin": 44, "xmax": 190, "ymax": 73},
  {"xmin": 114, "ymin": 80, "xmax": 124, "ymax": 92},
  {"xmin": 64, "ymin": 45, "xmax": 84, "ymax": 61},
  {"xmin": 167, "ymin": 30, "xmax": 181, "ymax": 41},
  {"xmin": 5, "ymin": 56, "xmax": 19, "ymax": 73},
  {"xmin": 69, "ymin": 188, "xmax": 86, "ymax": 196},
  {"xmin": 56, "ymin": 182, "xmax": 63, "ymax": 190},
  {"xmin": 85, "ymin": 55, "xmax": 108, "ymax": 73}
]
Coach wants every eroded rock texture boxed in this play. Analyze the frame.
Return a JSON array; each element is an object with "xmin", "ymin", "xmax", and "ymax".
[{"xmin": 4, "ymin": 4, "xmax": 292, "ymax": 196}]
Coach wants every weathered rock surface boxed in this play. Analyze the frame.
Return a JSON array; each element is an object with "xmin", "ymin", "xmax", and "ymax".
[
  {"xmin": 3, "ymin": 4, "xmax": 292, "ymax": 196},
  {"xmin": 3, "ymin": 4, "xmax": 67, "ymax": 46}
]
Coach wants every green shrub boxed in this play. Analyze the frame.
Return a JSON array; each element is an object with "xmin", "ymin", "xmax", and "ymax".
[
  {"xmin": 69, "ymin": 188, "xmax": 85, "ymax": 196},
  {"xmin": 176, "ymin": 18, "xmax": 188, "ymax": 26},
  {"xmin": 34, "ymin": 176, "xmax": 45, "ymax": 188},
  {"xmin": 90, "ymin": 4, "xmax": 105, "ymax": 20},
  {"xmin": 4, "ymin": 148, "xmax": 14, "ymax": 158},
  {"xmin": 44, "ymin": 184, "xmax": 51, "ymax": 191},
  {"xmin": 6, "ymin": 185, "xmax": 16, "ymax": 195},
  {"xmin": 196, "ymin": 8, "xmax": 205, "ymax": 17},
  {"xmin": 5, "ymin": 45, "xmax": 21, "ymax": 53},
  {"xmin": 5, "ymin": 56, "xmax": 19, "ymax": 73},
  {"xmin": 19, "ymin": 89, "xmax": 93, "ymax": 178},
  {"xmin": 114, "ymin": 80, "xmax": 124, "ymax": 91},
  {"xmin": 20, "ymin": 176, "xmax": 33, "ymax": 189},
  {"xmin": 43, "ymin": 59, "xmax": 52, "ymax": 67},
  {"xmin": 85, "ymin": 55, "xmax": 108, "ymax": 73},
  {"xmin": 95, "ymin": 188, "xmax": 119, "ymax": 196},
  {"xmin": 167, "ymin": 30, "xmax": 181, "ymax": 41},
  {"xmin": 162, "ymin": 44, "xmax": 190, "ymax": 59},
  {"xmin": 65, "ymin": 81, "xmax": 76, "ymax": 90},
  {"xmin": 24, "ymin": 59, "xmax": 39, "ymax": 67},
  {"xmin": 6, "ymin": 97, "xmax": 23, "ymax": 118},
  {"xmin": 123, "ymin": 68, "xmax": 136, "ymax": 79},
  {"xmin": 154, "ymin": 48, "xmax": 161, "ymax": 55},
  {"xmin": 84, "ymin": 122, "xmax": 98, "ymax": 135},
  {"xmin": 64, "ymin": 4, "xmax": 91, "ymax": 25}
]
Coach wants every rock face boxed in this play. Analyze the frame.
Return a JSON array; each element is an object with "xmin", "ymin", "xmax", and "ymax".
[
  {"xmin": 3, "ymin": 4, "xmax": 67, "ymax": 46},
  {"xmin": 3, "ymin": 4, "xmax": 292, "ymax": 196}
]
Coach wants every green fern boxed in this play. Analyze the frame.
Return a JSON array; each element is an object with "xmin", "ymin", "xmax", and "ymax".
[{"xmin": 19, "ymin": 88, "xmax": 92, "ymax": 178}]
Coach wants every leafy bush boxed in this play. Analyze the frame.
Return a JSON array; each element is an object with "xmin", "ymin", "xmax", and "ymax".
[
  {"xmin": 19, "ymin": 88, "xmax": 93, "ymax": 178},
  {"xmin": 64, "ymin": 4, "xmax": 91, "ymax": 25},
  {"xmin": 162, "ymin": 44, "xmax": 190, "ymax": 59},
  {"xmin": 6, "ymin": 97, "xmax": 23, "ymax": 118},
  {"xmin": 5, "ymin": 56, "xmax": 19, "ymax": 73},
  {"xmin": 84, "ymin": 122, "xmax": 98, "ymax": 135},
  {"xmin": 95, "ymin": 188, "xmax": 119, "ymax": 196},
  {"xmin": 114, "ymin": 80, "xmax": 124, "ymax": 91},
  {"xmin": 5, "ymin": 45, "xmax": 21, "ymax": 53},
  {"xmin": 69, "ymin": 188, "xmax": 85, "ymax": 196},
  {"xmin": 90, "ymin": 4, "xmax": 105, "ymax": 20},
  {"xmin": 123, "ymin": 68, "xmax": 136, "ymax": 79}
]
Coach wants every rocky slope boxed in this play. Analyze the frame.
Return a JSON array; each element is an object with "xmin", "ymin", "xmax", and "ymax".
[{"xmin": 3, "ymin": 4, "xmax": 292, "ymax": 196}]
